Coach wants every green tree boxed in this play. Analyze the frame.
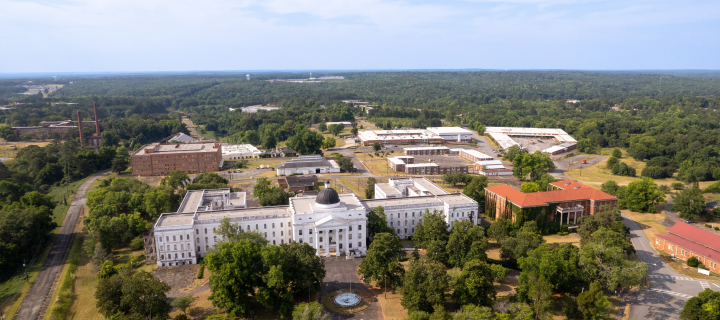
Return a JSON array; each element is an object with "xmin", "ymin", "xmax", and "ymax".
[
  {"xmin": 576, "ymin": 281, "xmax": 613, "ymax": 320},
  {"xmin": 576, "ymin": 138, "xmax": 593, "ymax": 153},
  {"xmin": 318, "ymin": 123, "xmax": 327, "ymax": 132},
  {"xmin": 452, "ymin": 259, "xmax": 496, "ymax": 307},
  {"xmin": 263, "ymin": 134, "xmax": 277, "ymax": 150},
  {"xmin": 520, "ymin": 182, "xmax": 540, "ymax": 193},
  {"xmin": 215, "ymin": 217, "xmax": 269, "ymax": 246},
  {"xmin": 329, "ymin": 124, "xmax": 344, "ymax": 136},
  {"xmin": 365, "ymin": 177, "xmax": 376, "ymax": 199},
  {"xmin": 414, "ymin": 210, "xmax": 450, "ymax": 248},
  {"xmin": 462, "ymin": 176, "xmax": 487, "ymax": 210},
  {"xmin": 367, "ymin": 206, "xmax": 395, "ymax": 240},
  {"xmin": 259, "ymin": 187, "xmax": 290, "ymax": 206},
  {"xmin": 672, "ymin": 183, "xmax": 707, "ymax": 220},
  {"xmin": 337, "ymin": 155, "xmax": 353, "ymax": 172},
  {"xmin": 322, "ymin": 136, "xmax": 336, "ymax": 149},
  {"xmin": 97, "ymin": 260, "xmax": 117, "ymax": 279},
  {"xmin": 500, "ymin": 221, "xmax": 545, "ymax": 261},
  {"xmin": 358, "ymin": 233, "xmax": 405, "ymax": 288},
  {"xmin": 372, "ymin": 142, "xmax": 381, "ymax": 152},
  {"xmin": 487, "ymin": 219, "xmax": 510, "ymax": 243},
  {"xmin": 426, "ymin": 240, "xmax": 449, "ymax": 264},
  {"xmin": 680, "ymin": 289, "xmax": 720, "ymax": 320},
  {"xmin": 446, "ymin": 220, "xmax": 487, "ymax": 268},
  {"xmin": 611, "ymin": 149, "xmax": 622, "ymax": 158},
  {"xmin": 600, "ymin": 180, "xmax": 621, "ymax": 196},
  {"xmin": 111, "ymin": 158, "xmax": 128, "ymax": 173},
  {"xmin": 517, "ymin": 244, "xmax": 582, "ymax": 301},
  {"xmin": 442, "ymin": 172, "xmax": 472, "ymax": 187},
  {"xmin": 205, "ymin": 239, "xmax": 264, "ymax": 317},
  {"xmin": 292, "ymin": 302, "xmax": 327, "ymax": 320},
  {"xmin": 534, "ymin": 174, "xmax": 556, "ymax": 192},
  {"xmin": 579, "ymin": 232, "xmax": 648, "ymax": 290},
  {"xmin": 512, "ymin": 151, "xmax": 556, "ymax": 181},
  {"xmin": 577, "ymin": 205, "xmax": 626, "ymax": 245},
  {"xmin": 172, "ymin": 295, "xmax": 195, "ymax": 315},
  {"xmin": 527, "ymin": 274, "xmax": 554, "ymax": 320},
  {"xmin": 502, "ymin": 145, "xmax": 525, "ymax": 162},
  {"xmin": 605, "ymin": 156, "xmax": 619, "ymax": 169},
  {"xmin": 254, "ymin": 177, "xmax": 273, "ymax": 198},
  {"xmin": 95, "ymin": 267, "xmax": 172, "ymax": 320},
  {"xmin": 351, "ymin": 127, "xmax": 358, "ymax": 135},
  {"xmin": 622, "ymin": 177, "xmax": 666, "ymax": 213},
  {"xmin": 401, "ymin": 258, "xmax": 448, "ymax": 313},
  {"xmin": 161, "ymin": 170, "xmax": 190, "ymax": 189},
  {"xmin": 286, "ymin": 126, "xmax": 324, "ymax": 155}
]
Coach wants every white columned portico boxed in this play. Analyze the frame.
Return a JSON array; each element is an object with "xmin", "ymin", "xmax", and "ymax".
[
  {"xmin": 325, "ymin": 229, "xmax": 330, "ymax": 257},
  {"xmin": 344, "ymin": 227, "xmax": 349, "ymax": 255},
  {"xmin": 314, "ymin": 229, "xmax": 319, "ymax": 254},
  {"xmin": 335, "ymin": 228, "xmax": 341, "ymax": 256}
]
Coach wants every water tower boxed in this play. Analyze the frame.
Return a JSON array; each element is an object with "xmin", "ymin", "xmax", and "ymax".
[{"xmin": 246, "ymin": 74, "xmax": 251, "ymax": 81}]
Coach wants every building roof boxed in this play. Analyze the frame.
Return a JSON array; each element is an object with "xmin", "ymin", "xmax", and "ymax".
[
  {"xmin": 406, "ymin": 163, "xmax": 439, "ymax": 168},
  {"xmin": 475, "ymin": 160, "xmax": 504, "ymax": 166},
  {"xmin": 485, "ymin": 181, "xmax": 617, "ymax": 208},
  {"xmin": 376, "ymin": 183, "xmax": 402, "ymax": 196},
  {"xmin": 404, "ymin": 146, "xmax": 450, "ymax": 151},
  {"xmin": 277, "ymin": 155, "xmax": 332, "ymax": 169},
  {"xmin": 132, "ymin": 142, "xmax": 220, "ymax": 156},
  {"xmin": 425, "ymin": 127, "xmax": 473, "ymax": 135},
  {"xmin": 169, "ymin": 132, "xmax": 198, "ymax": 143},
  {"xmin": 460, "ymin": 149, "xmax": 493, "ymax": 160},
  {"xmin": 316, "ymin": 188, "xmax": 340, "ymax": 205},
  {"xmin": 655, "ymin": 232, "xmax": 720, "ymax": 262},
  {"xmin": 664, "ymin": 221, "xmax": 720, "ymax": 254},
  {"xmin": 285, "ymin": 175, "xmax": 317, "ymax": 188}
]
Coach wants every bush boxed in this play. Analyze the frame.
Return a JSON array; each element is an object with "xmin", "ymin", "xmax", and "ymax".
[
  {"xmin": 671, "ymin": 182, "xmax": 685, "ymax": 191},
  {"xmin": 687, "ymin": 256, "xmax": 699, "ymax": 267},
  {"xmin": 606, "ymin": 156, "xmax": 619, "ymax": 169},
  {"xmin": 612, "ymin": 149, "xmax": 622, "ymax": 158},
  {"xmin": 197, "ymin": 263, "xmax": 205, "ymax": 279},
  {"xmin": 705, "ymin": 224, "xmax": 712, "ymax": 228},
  {"xmin": 557, "ymin": 232, "xmax": 569, "ymax": 236},
  {"xmin": 129, "ymin": 237, "xmax": 145, "ymax": 250},
  {"xmin": 641, "ymin": 166, "xmax": 674, "ymax": 179},
  {"xmin": 698, "ymin": 264, "xmax": 706, "ymax": 270},
  {"xmin": 715, "ymin": 227, "xmax": 719, "ymax": 231}
]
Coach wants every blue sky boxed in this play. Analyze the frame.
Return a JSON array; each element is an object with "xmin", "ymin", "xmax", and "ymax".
[{"xmin": 1, "ymin": 0, "xmax": 718, "ymax": 72}]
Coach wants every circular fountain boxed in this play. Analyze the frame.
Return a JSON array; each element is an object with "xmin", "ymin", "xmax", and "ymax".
[{"xmin": 334, "ymin": 292, "xmax": 362, "ymax": 308}]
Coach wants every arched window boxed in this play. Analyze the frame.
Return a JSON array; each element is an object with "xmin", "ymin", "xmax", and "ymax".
[
  {"xmin": 247, "ymin": 225, "xmax": 250, "ymax": 230},
  {"xmin": 182, "ymin": 253, "xmax": 185, "ymax": 258},
  {"xmin": 264, "ymin": 232, "xmax": 267, "ymax": 237},
  {"xmin": 281, "ymin": 239, "xmax": 284, "ymax": 244},
  {"xmin": 197, "ymin": 246, "xmax": 200, "ymax": 251},
  {"xmin": 264, "ymin": 224, "xmax": 267, "ymax": 229},
  {"xmin": 273, "ymin": 240, "xmax": 276, "ymax": 244},
  {"xmin": 358, "ymin": 225, "xmax": 362, "ymax": 230},
  {"xmin": 397, "ymin": 213, "xmax": 400, "ymax": 218},
  {"xmin": 178, "ymin": 235, "xmax": 182, "ymax": 240},
  {"xmin": 256, "ymin": 224, "xmax": 258, "ymax": 230},
  {"xmin": 396, "ymin": 229, "xmax": 400, "ymax": 234},
  {"xmin": 175, "ymin": 253, "xmax": 178, "ymax": 259},
  {"xmin": 273, "ymin": 232, "xmax": 275, "ymax": 237},
  {"xmin": 204, "ymin": 228, "xmax": 207, "ymax": 234},
  {"xmin": 405, "ymin": 212, "xmax": 407, "ymax": 217},
  {"xmin": 213, "ymin": 236, "xmax": 217, "ymax": 242},
  {"xmin": 181, "ymin": 244, "xmax": 184, "ymax": 250},
  {"xmin": 281, "ymin": 222, "xmax": 283, "ymax": 227},
  {"xmin": 161, "ymin": 255, "xmax": 164, "ymax": 259},
  {"xmin": 412, "ymin": 212, "xmax": 415, "ymax": 217},
  {"xmin": 299, "ymin": 230, "xmax": 303, "ymax": 235},
  {"xmin": 196, "ymin": 229, "xmax": 199, "ymax": 234},
  {"xmin": 205, "ymin": 237, "xmax": 208, "ymax": 243},
  {"xmin": 309, "ymin": 229, "xmax": 313, "ymax": 234},
  {"xmin": 213, "ymin": 228, "xmax": 216, "ymax": 232},
  {"xmin": 174, "ymin": 245, "xmax": 177, "ymax": 250},
  {"xmin": 272, "ymin": 223, "xmax": 275, "ymax": 228},
  {"xmin": 166, "ymin": 236, "xmax": 169, "ymax": 241},
  {"xmin": 281, "ymin": 231, "xmax": 284, "ymax": 236}
]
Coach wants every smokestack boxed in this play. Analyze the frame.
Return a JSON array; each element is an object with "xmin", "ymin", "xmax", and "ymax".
[
  {"xmin": 77, "ymin": 111, "xmax": 84, "ymax": 146},
  {"xmin": 93, "ymin": 103, "xmax": 100, "ymax": 136}
]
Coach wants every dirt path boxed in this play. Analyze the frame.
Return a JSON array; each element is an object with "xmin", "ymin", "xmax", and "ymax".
[{"xmin": 12, "ymin": 173, "xmax": 104, "ymax": 320}]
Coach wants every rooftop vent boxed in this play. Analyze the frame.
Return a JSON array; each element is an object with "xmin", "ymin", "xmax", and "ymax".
[
  {"xmin": 574, "ymin": 186, "xmax": 581, "ymax": 189},
  {"xmin": 565, "ymin": 182, "xmax": 572, "ymax": 186}
]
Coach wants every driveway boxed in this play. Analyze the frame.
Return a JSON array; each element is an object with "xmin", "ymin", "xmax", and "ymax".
[{"xmin": 623, "ymin": 215, "xmax": 719, "ymax": 320}]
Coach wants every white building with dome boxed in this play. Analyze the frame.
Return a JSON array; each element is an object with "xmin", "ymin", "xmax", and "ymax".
[{"xmin": 145, "ymin": 178, "xmax": 478, "ymax": 268}]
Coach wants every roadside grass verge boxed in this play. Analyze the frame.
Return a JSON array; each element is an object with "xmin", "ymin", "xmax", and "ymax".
[{"xmin": 47, "ymin": 236, "xmax": 83, "ymax": 320}]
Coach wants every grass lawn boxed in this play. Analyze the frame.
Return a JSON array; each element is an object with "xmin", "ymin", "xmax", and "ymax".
[
  {"xmin": 338, "ymin": 177, "xmax": 389, "ymax": 199},
  {"xmin": 254, "ymin": 170, "xmax": 277, "ymax": 179},
  {"xmin": 368, "ymin": 280, "xmax": 409, "ymax": 320},
  {"xmin": 656, "ymin": 252, "xmax": 720, "ymax": 284},
  {"xmin": 355, "ymin": 151, "xmax": 396, "ymax": 161},
  {"xmin": 543, "ymin": 234, "xmax": 581, "ymax": 247},
  {"xmin": 0, "ymin": 141, "xmax": 52, "ymax": 158},
  {"xmin": 487, "ymin": 241, "xmax": 502, "ymax": 260},
  {"xmin": 622, "ymin": 210, "xmax": 668, "ymax": 241}
]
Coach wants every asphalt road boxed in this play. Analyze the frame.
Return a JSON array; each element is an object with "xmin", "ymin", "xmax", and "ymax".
[
  {"xmin": 623, "ymin": 215, "xmax": 719, "ymax": 320},
  {"xmin": 12, "ymin": 174, "xmax": 102, "ymax": 320}
]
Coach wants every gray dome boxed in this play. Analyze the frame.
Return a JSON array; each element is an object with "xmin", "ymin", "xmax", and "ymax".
[{"xmin": 316, "ymin": 188, "xmax": 340, "ymax": 205}]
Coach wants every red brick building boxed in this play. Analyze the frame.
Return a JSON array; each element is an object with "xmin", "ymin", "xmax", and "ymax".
[
  {"xmin": 131, "ymin": 142, "xmax": 223, "ymax": 176},
  {"xmin": 279, "ymin": 175, "xmax": 318, "ymax": 192},
  {"xmin": 484, "ymin": 180, "xmax": 618, "ymax": 224},
  {"xmin": 404, "ymin": 163, "xmax": 468, "ymax": 175},
  {"xmin": 387, "ymin": 156, "xmax": 414, "ymax": 171},
  {"xmin": 654, "ymin": 222, "xmax": 720, "ymax": 274},
  {"xmin": 404, "ymin": 146, "xmax": 450, "ymax": 156}
]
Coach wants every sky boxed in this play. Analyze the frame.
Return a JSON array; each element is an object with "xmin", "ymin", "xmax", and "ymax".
[{"xmin": 1, "ymin": 0, "xmax": 719, "ymax": 73}]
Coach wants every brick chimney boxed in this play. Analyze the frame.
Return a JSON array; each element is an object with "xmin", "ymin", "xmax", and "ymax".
[
  {"xmin": 93, "ymin": 103, "xmax": 101, "ymax": 135},
  {"xmin": 77, "ymin": 111, "xmax": 84, "ymax": 146}
]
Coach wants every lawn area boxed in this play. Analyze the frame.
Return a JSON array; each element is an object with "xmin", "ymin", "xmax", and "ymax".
[
  {"xmin": 364, "ymin": 159, "xmax": 393, "ymax": 175},
  {"xmin": 622, "ymin": 210, "xmax": 668, "ymax": 241},
  {"xmin": 566, "ymin": 153, "xmax": 684, "ymax": 186},
  {"xmin": 543, "ymin": 233, "xmax": 581, "ymax": 247},
  {"xmin": 338, "ymin": 177, "xmax": 389, "ymax": 199},
  {"xmin": 254, "ymin": 170, "xmax": 277, "ymax": 179},
  {"xmin": 0, "ymin": 141, "xmax": 52, "ymax": 158},
  {"xmin": 487, "ymin": 241, "xmax": 501, "ymax": 260},
  {"xmin": 355, "ymin": 151, "xmax": 396, "ymax": 161},
  {"xmin": 368, "ymin": 280, "xmax": 409, "ymax": 320},
  {"xmin": 656, "ymin": 251, "xmax": 720, "ymax": 284}
]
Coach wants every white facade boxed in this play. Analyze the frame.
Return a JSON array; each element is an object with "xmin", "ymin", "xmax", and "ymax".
[
  {"xmin": 484, "ymin": 127, "xmax": 577, "ymax": 151},
  {"xmin": 221, "ymin": 143, "xmax": 262, "ymax": 160},
  {"xmin": 425, "ymin": 127, "xmax": 475, "ymax": 142},
  {"xmin": 276, "ymin": 155, "xmax": 341, "ymax": 175}
]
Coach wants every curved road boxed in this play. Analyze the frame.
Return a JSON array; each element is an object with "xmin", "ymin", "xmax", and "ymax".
[
  {"xmin": 623, "ymin": 215, "xmax": 719, "ymax": 320},
  {"xmin": 12, "ymin": 174, "xmax": 103, "ymax": 320}
]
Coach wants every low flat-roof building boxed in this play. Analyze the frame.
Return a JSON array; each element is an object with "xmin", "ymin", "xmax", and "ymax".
[
  {"xmin": 484, "ymin": 127, "xmax": 577, "ymax": 152},
  {"xmin": 131, "ymin": 142, "xmax": 223, "ymax": 176},
  {"xmin": 326, "ymin": 122, "xmax": 352, "ymax": 128},
  {"xmin": 222, "ymin": 143, "xmax": 262, "ymax": 159},
  {"xmin": 485, "ymin": 180, "xmax": 617, "ymax": 224},
  {"xmin": 474, "ymin": 160, "xmax": 512, "ymax": 176},
  {"xmin": 458, "ymin": 149, "xmax": 494, "ymax": 162},
  {"xmin": 404, "ymin": 163, "xmax": 468, "ymax": 175},
  {"xmin": 654, "ymin": 222, "xmax": 720, "ymax": 274},
  {"xmin": 168, "ymin": 132, "xmax": 199, "ymax": 143},
  {"xmin": 425, "ymin": 127, "xmax": 474, "ymax": 142},
  {"xmin": 404, "ymin": 146, "xmax": 450, "ymax": 155},
  {"xmin": 276, "ymin": 155, "xmax": 340, "ymax": 175},
  {"xmin": 358, "ymin": 127, "xmax": 474, "ymax": 146},
  {"xmin": 387, "ymin": 156, "xmax": 414, "ymax": 171}
]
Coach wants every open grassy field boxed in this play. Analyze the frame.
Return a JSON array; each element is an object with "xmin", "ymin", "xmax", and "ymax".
[
  {"xmin": 0, "ymin": 141, "xmax": 52, "ymax": 158},
  {"xmin": 566, "ymin": 151, "xmax": 680, "ymax": 186},
  {"xmin": 543, "ymin": 233, "xmax": 581, "ymax": 247}
]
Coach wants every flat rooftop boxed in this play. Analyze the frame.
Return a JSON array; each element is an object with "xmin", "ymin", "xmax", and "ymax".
[
  {"xmin": 412, "ymin": 177, "xmax": 449, "ymax": 195},
  {"xmin": 363, "ymin": 196, "xmax": 445, "ymax": 209},
  {"xmin": 157, "ymin": 214, "xmax": 194, "ymax": 227},
  {"xmin": 459, "ymin": 149, "xmax": 493, "ymax": 160},
  {"xmin": 426, "ymin": 127, "xmax": 473, "ymax": 135},
  {"xmin": 132, "ymin": 142, "xmax": 220, "ymax": 156},
  {"xmin": 404, "ymin": 146, "xmax": 450, "ymax": 151},
  {"xmin": 410, "ymin": 155, "xmax": 473, "ymax": 168},
  {"xmin": 376, "ymin": 183, "xmax": 402, "ymax": 196},
  {"xmin": 436, "ymin": 193, "xmax": 477, "ymax": 205}
]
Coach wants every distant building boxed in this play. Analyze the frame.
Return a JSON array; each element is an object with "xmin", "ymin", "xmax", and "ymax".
[
  {"xmin": 262, "ymin": 147, "xmax": 297, "ymax": 158},
  {"xmin": 567, "ymin": 99, "xmax": 580, "ymax": 103},
  {"xmin": 130, "ymin": 142, "xmax": 223, "ymax": 176},
  {"xmin": 484, "ymin": 127, "xmax": 577, "ymax": 153},
  {"xmin": 654, "ymin": 221, "xmax": 720, "ymax": 274},
  {"xmin": 404, "ymin": 146, "xmax": 450, "ymax": 156},
  {"xmin": 358, "ymin": 127, "xmax": 473, "ymax": 146},
  {"xmin": 474, "ymin": 160, "xmax": 512, "ymax": 176},
  {"xmin": 387, "ymin": 156, "xmax": 414, "ymax": 171},
  {"xmin": 404, "ymin": 163, "xmax": 468, "ymax": 175},
  {"xmin": 276, "ymin": 155, "xmax": 340, "ymax": 175},
  {"xmin": 485, "ymin": 180, "xmax": 617, "ymax": 224},
  {"xmin": 458, "ymin": 149, "xmax": 493, "ymax": 162},
  {"xmin": 326, "ymin": 122, "xmax": 352, "ymax": 128},
  {"xmin": 240, "ymin": 105, "xmax": 280, "ymax": 113},
  {"xmin": 222, "ymin": 143, "xmax": 262, "ymax": 160},
  {"xmin": 318, "ymin": 76, "xmax": 344, "ymax": 80}
]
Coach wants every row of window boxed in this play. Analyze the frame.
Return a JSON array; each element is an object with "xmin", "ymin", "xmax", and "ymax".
[{"xmin": 160, "ymin": 252, "xmax": 192, "ymax": 260}]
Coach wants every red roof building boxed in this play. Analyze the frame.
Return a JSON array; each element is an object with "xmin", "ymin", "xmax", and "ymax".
[
  {"xmin": 653, "ymin": 221, "xmax": 720, "ymax": 274},
  {"xmin": 484, "ymin": 180, "xmax": 618, "ymax": 224}
]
